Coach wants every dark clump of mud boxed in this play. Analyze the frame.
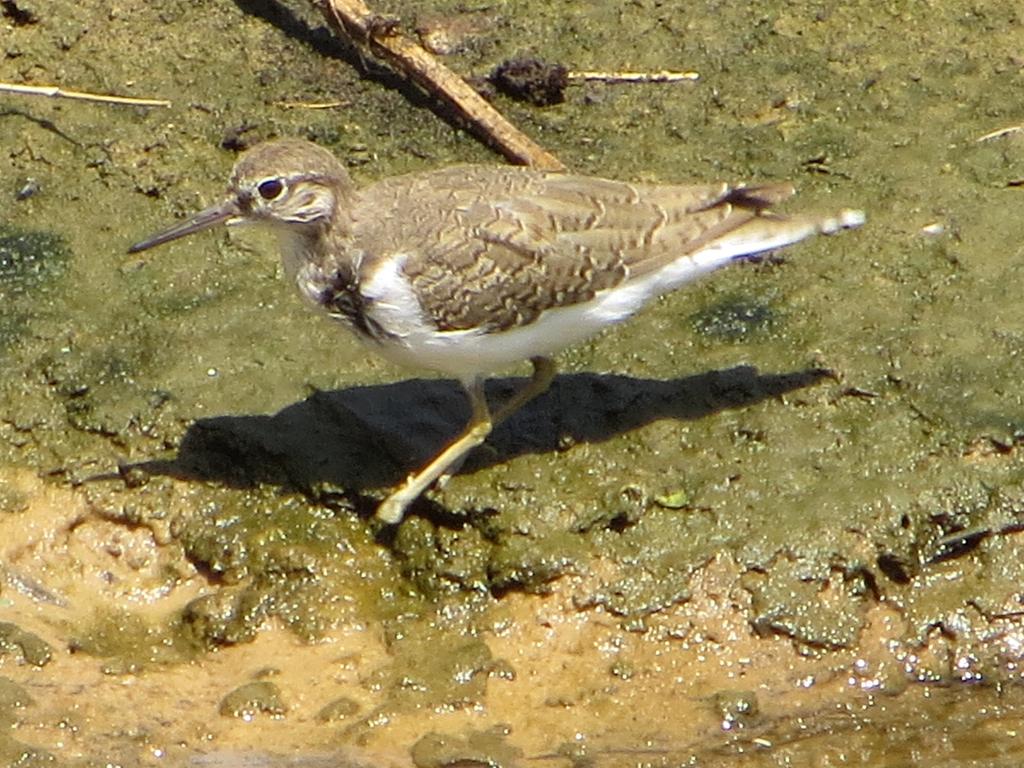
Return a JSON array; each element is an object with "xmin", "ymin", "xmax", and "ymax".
[{"xmin": 488, "ymin": 57, "xmax": 569, "ymax": 106}]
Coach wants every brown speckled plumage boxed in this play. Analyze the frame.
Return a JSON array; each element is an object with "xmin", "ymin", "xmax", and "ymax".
[{"xmin": 338, "ymin": 165, "xmax": 792, "ymax": 333}]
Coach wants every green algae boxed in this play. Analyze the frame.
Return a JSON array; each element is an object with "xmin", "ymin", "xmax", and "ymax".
[
  {"xmin": 744, "ymin": 563, "xmax": 871, "ymax": 653},
  {"xmin": 0, "ymin": 479, "xmax": 30, "ymax": 515},
  {"xmin": 335, "ymin": 630, "xmax": 519, "ymax": 743},
  {"xmin": 0, "ymin": 678, "xmax": 31, "ymax": 714},
  {"xmin": 65, "ymin": 608, "xmax": 202, "ymax": 674},
  {"xmin": 0, "ymin": 740, "xmax": 54, "ymax": 768},
  {"xmin": 0, "ymin": 225, "xmax": 69, "ymax": 351},
  {"xmin": 411, "ymin": 726, "xmax": 522, "ymax": 768},
  {"xmin": 0, "ymin": 226, "xmax": 67, "ymax": 295},
  {"xmin": 0, "ymin": 623, "xmax": 51, "ymax": 668},
  {"xmin": 167, "ymin": 487, "xmax": 408, "ymax": 644},
  {"xmin": 68, "ymin": 609, "xmax": 153, "ymax": 658},
  {"xmin": 363, "ymin": 634, "xmax": 496, "ymax": 712},
  {"xmin": 0, "ymin": 677, "xmax": 34, "ymax": 764},
  {"xmin": 218, "ymin": 680, "xmax": 287, "ymax": 720},
  {"xmin": 316, "ymin": 695, "xmax": 361, "ymax": 723},
  {"xmin": 691, "ymin": 292, "xmax": 778, "ymax": 342}
]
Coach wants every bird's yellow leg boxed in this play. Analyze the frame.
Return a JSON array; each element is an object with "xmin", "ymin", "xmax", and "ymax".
[
  {"xmin": 491, "ymin": 356, "xmax": 557, "ymax": 426},
  {"xmin": 376, "ymin": 378, "xmax": 493, "ymax": 524},
  {"xmin": 434, "ymin": 356, "xmax": 557, "ymax": 489},
  {"xmin": 376, "ymin": 357, "xmax": 558, "ymax": 524}
]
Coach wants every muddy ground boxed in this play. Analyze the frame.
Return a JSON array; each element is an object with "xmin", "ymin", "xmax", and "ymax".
[{"xmin": 2, "ymin": 0, "xmax": 1024, "ymax": 765}]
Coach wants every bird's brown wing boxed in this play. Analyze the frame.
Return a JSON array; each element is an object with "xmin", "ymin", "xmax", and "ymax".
[{"xmin": 365, "ymin": 167, "xmax": 796, "ymax": 333}]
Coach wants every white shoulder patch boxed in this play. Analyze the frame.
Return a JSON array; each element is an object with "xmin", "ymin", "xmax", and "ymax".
[{"xmin": 360, "ymin": 253, "xmax": 432, "ymax": 339}]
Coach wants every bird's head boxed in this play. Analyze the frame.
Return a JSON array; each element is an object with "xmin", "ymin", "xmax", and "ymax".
[{"xmin": 128, "ymin": 139, "xmax": 354, "ymax": 254}]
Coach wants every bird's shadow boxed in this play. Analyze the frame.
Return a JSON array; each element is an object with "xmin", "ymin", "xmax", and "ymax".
[{"xmin": 133, "ymin": 365, "xmax": 831, "ymax": 501}]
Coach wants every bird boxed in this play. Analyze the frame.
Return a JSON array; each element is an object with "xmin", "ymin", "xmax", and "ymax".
[{"xmin": 129, "ymin": 138, "xmax": 864, "ymax": 524}]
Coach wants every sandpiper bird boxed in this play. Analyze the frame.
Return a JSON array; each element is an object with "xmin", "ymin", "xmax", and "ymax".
[{"xmin": 129, "ymin": 139, "xmax": 864, "ymax": 524}]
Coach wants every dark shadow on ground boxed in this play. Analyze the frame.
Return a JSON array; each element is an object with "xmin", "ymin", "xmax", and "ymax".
[
  {"xmin": 230, "ymin": 0, "xmax": 436, "ymax": 113},
  {"xmin": 134, "ymin": 365, "xmax": 831, "ymax": 496}
]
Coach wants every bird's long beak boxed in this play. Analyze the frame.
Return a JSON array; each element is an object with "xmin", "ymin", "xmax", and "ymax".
[{"xmin": 128, "ymin": 199, "xmax": 241, "ymax": 254}]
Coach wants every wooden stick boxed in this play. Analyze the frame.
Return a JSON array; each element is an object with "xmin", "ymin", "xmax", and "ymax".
[
  {"xmin": 312, "ymin": 0, "xmax": 566, "ymax": 171},
  {"xmin": 0, "ymin": 82, "xmax": 170, "ymax": 108},
  {"xmin": 273, "ymin": 100, "xmax": 350, "ymax": 110},
  {"xmin": 567, "ymin": 70, "xmax": 700, "ymax": 84},
  {"xmin": 976, "ymin": 125, "xmax": 1023, "ymax": 143}
]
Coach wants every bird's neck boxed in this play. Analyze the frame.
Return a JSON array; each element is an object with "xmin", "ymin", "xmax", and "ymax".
[{"xmin": 276, "ymin": 204, "xmax": 357, "ymax": 285}]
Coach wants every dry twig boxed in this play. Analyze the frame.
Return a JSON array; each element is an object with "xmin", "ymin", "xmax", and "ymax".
[
  {"xmin": 0, "ymin": 82, "xmax": 170, "ymax": 108},
  {"xmin": 313, "ymin": 0, "xmax": 566, "ymax": 171},
  {"xmin": 976, "ymin": 125, "xmax": 1023, "ymax": 143},
  {"xmin": 567, "ymin": 70, "xmax": 700, "ymax": 84},
  {"xmin": 273, "ymin": 100, "xmax": 351, "ymax": 110}
]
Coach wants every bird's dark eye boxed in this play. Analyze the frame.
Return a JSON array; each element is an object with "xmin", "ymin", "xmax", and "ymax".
[{"xmin": 257, "ymin": 178, "xmax": 285, "ymax": 200}]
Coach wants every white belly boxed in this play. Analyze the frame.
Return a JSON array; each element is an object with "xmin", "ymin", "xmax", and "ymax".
[{"xmin": 355, "ymin": 251, "xmax": 721, "ymax": 380}]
